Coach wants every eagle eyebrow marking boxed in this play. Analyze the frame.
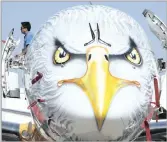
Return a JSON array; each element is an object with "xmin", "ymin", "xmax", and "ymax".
[
  {"xmin": 129, "ymin": 37, "xmax": 137, "ymax": 49},
  {"xmin": 54, "ymin": 38, "xmax": 72, "ymax": 53},
  {"xmin": 54, "ymin": 38, "xmax": 64, "ymax": 47},
  {"xmin": 124, "ymin": 37, "xmax": 138, "ymax": 54}
]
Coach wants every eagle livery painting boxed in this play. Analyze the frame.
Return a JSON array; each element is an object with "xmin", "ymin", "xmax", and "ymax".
[
  {"xmin": 24, "ymin": 5, "xmax": 160, "ymax": 141},
  {"xmin": 3, "ymin": 4, "xmax": 166, "ymax": 141}
]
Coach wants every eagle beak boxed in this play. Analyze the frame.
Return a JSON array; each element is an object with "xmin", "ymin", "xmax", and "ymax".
[{"xmin": 58, "ymin": 46, "xmax": 140, "ymax": 131}]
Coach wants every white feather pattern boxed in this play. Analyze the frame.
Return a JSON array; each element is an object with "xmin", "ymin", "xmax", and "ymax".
[{"xmin": 25, "ymin": 5, "xmax": 159, "ymax": 141}]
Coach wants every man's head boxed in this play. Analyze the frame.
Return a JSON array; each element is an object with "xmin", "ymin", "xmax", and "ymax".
[{"xmin": 21, "ymin": 22, "xmax": 31, "ymax": 34}]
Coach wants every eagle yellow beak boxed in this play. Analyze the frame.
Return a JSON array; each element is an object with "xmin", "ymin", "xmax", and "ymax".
[{"xmin": 58, "ymin": 46, "xmax": 140, "ymax": 131}]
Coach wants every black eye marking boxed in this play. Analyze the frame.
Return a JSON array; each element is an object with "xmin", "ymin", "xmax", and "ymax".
[
  {"xmin": 129, "ymin": 37, "xmax": 137, "ymax": 49},
  {"xmin": 104, "ymin": 55, "xmax": 109, "ymax": 61},
  {"xmin": 54, "ymin": 38, "xmax": 71, "ymax": 54},
  {"xmin": 88, "ymin": 54, "xmax": 92, "ymax": 61},
  {"xmin": 54, "ymin": 38, "xmax": 64, "ymax": 47}
]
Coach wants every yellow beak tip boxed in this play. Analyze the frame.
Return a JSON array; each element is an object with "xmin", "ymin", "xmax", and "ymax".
[
  {"xmin": 96, "ymin": 118, "xmax": 105, "ymax": 131},
  {"xmin": 97, "ymin": 125, "xmax": 102, "ymax": 131}
]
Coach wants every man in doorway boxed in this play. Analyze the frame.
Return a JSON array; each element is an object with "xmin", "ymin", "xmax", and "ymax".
[
  {"xmin": 14, "ymin": 22, "xmax": 33, "ymax": 90},
  {"xmin": 15, "ymin": 21, "xmax": 33, "ymax": 57}
]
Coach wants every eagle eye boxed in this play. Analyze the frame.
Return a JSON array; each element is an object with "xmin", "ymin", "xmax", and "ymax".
[
  {"xmin": 125, "ymin": 47, "xmax": 142, "ymax": 66},
  {"xmin": 53, "ymin": 47, "xmax": 70, "ymax": 64}
]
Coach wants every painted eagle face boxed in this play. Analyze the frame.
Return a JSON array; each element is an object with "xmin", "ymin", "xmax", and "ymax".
[{"xmin": 26, "ymin": 5, "xmax": 158, "ymax": 141}]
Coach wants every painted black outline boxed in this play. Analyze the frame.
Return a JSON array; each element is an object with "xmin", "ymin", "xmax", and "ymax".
[{"xmin": 84, "ymin": 23, "xmax": 111, "ymax": 47}]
